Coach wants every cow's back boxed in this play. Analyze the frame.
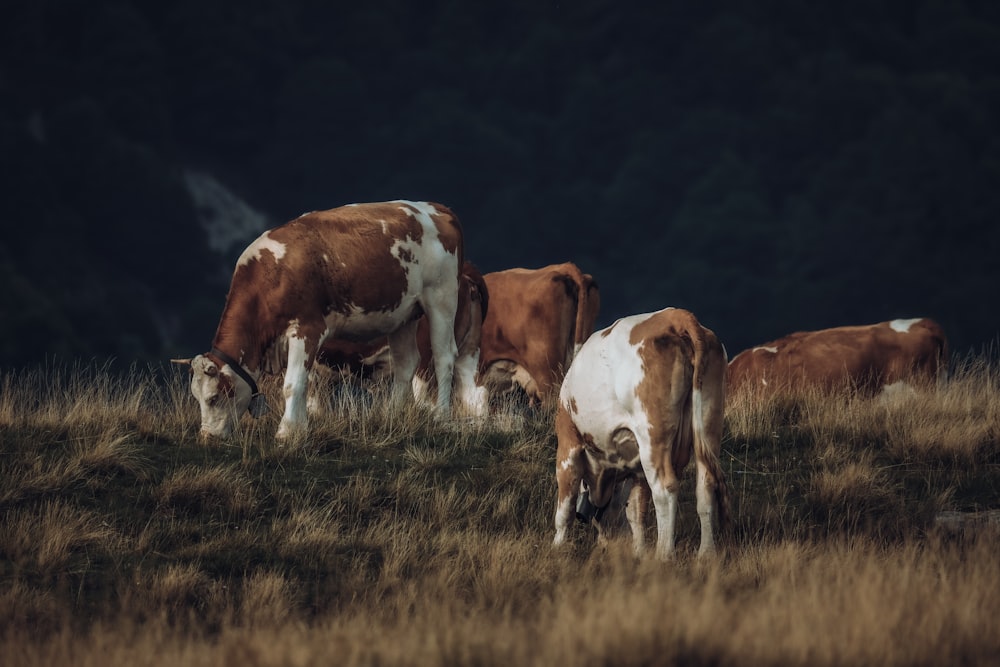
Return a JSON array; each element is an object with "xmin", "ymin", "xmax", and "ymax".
[{"xmin": 276, "ymin": 202, "xmax": 462, "ymax": 322}]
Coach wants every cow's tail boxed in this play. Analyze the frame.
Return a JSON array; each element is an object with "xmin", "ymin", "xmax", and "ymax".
[{"xmin": 690, "ymin": 327, "xmax": 732, "ymax": 532}]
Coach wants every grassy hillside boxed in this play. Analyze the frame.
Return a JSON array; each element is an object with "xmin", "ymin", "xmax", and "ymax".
[{"xmin": 1, "ymin": 360, "xmax": 999, "ymax": 665}]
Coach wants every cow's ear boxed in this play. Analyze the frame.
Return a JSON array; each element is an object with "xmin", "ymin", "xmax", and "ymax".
[{"xmin": 170, "ymin": 358, "xmax": 192, "ymax": 366}]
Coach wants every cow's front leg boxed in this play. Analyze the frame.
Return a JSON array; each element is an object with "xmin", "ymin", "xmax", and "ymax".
[{"xmin": 277, "ymin": 333, "xmax": 311, "ymax": 441}]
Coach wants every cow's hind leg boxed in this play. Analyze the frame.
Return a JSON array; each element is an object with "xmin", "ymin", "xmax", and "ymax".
[
  {"xmin": 422, "ymin": 285, "xmax": 459, "ymax": 417},
  {"xmin": 693, "ymin": 373, "xmax": 727, "ymax": 557},
  {"xmin": 453, "ymin": 349, "xmax": 487, "ymax": 417},
  {"xmin": 648, "ymin": 474, "xmax": 679, "ymax": 561},
  {"xmin": 387, "ymin": 320, "xmax": 421, "ymax": 409},
  {"xmin": 642, "ymin": 438, "xmax": 680, "ymax": 561},
  {"xmin": 553, "ymin": 404, "xmax": 584, "ymax": 548},
  {"xmin": 695, "ymin": 459, "xmax": 719, "ymax": 557},
  {"xmin": 626, "ymin": 477, "xmax": 651, "ymax": 557}
]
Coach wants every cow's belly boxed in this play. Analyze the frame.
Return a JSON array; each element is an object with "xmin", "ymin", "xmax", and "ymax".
[{"xmin": 323, "ymin": 300, "xmax": 419, "ymax": 342}]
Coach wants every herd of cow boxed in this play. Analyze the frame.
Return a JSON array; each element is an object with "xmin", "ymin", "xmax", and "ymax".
[{"xmin": 172, "ymin": 201, "xmax": 949, "ymax": 560}]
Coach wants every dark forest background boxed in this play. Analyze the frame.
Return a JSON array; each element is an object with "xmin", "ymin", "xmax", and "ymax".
[{"xmin": 2, "ymin": 0, "xmax": 999, "ymax": 369}]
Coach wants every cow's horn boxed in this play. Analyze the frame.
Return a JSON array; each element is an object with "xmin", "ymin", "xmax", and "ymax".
[{"xmin": 170, "ymin": 358, "xmax": 192, "ymax": 366}]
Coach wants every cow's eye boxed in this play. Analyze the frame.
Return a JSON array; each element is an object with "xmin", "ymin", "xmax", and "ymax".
[{"xmin": 206, "ymin": 395, "xmax": 219, "ymax": 407}]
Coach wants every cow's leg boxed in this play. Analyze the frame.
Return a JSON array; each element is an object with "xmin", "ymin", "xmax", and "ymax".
[
  {"xmin": 453, "ymin": 350, "xmax": 487, "ymax": 417},
  {"xmin": 595, "ymin": 476, "xmax": 633, "ymax": 548},
  {"xmin": 693, "ymin": 374, "xmax": 726, "ymax": 557},
  {"xmin": 626, "ymin": 477, "xmax": 651, "ymax": 557},
  {"xmin": 277, "ymin": 333, "xmax": 313, "ymax": 441},
  {"xmin": 642, "ymin": 441, "xmax": 680, "ymax": 561},
  {"xmin": 410, "ymin": 371, "xmax": 433, "ymax": 407},
  {"xmin": 553, "ymin": 404, "xmax": 584, "ymax": 548},
  {"xmin": 649, "ymin": 474, "xmax": 679, "ymax": 560},
  {"xmin": 695, "ymin": 459, "xmax": 718, "ymax": 557},
  {"xmin": 512, "ymin": 365, "xmax": 542, "ymax": 406},
  {"xmin": 422, "ymin": 285, "xmax": 459, "ymax": 417},
  {"xmin": 452, "ymin": 284, "xmax": 488, "ymax": 417},
  {"xmin": 387, "ymin": 320, "xmax": 420, "ymax": 407},
  {"xmin": 307, "ymin": 363, "xmax": 335, "ymax": 416}
]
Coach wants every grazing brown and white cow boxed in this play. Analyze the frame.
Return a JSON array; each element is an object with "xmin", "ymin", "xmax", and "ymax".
[
  {"xmin": 173, "ymin": 200, "xmax": 464, "ymax": 440},
  {"xmin": 479, "ymin": 262, "xmax": 600, "ymax": 405},
  {"xmin": 553, "ymin": 308, "xmax": 730, "ymax": 560},
  {"xmin": 317, "ymin": 261, "xmax": 489, "ymax": 416},
  {"xmin": 727, "ymin": 318, "xmax": 948, "ymax": 399}
]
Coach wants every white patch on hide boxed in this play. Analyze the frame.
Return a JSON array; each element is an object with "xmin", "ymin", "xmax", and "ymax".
[
  {"xmin": 238, "ymin": 231, "xmax": 287, "ymax": 267},
  {"xmin": 890, "ymin": 318, "xmax": 921, "ymax": 333}
]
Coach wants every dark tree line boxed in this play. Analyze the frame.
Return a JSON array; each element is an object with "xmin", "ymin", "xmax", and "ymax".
[{"xmin": 2, "ymin": 0, "xmax": 999, "ymax": 368}]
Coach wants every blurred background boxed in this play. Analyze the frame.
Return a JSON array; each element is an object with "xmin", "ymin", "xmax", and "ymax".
[{"xmin": 2, "ymin": 0, "xmax": 998, "ymax": 369}]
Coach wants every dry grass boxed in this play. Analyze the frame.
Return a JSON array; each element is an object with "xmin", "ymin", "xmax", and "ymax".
[
  {"xmin": 1, "ymin": 359, "xmax": 999, "ymax": 665},
  {"xmin": 0, "ymin": 500, "xmax": 117, "ymax": 577}
]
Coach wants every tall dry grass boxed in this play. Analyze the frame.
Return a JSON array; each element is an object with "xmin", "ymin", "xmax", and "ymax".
[{"xmin": 1, "ymin": 359, "xmax": 998, "ymax": 665}]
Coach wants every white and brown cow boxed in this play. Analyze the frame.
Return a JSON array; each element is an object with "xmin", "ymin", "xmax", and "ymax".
[
  {"xmin": 553, "ymin": 308, "xmax": 730, "ymax": 560},
  {"xmin": 479, "ymin": 262, "xmax": 600, "ymax": 405},
  {"xmin": 317, "ymin": 261, "xmax": 489, "ymax": 416},
  {"xmin": 173, "ymin": 200, "xmax": 464, "ymax": 440},
  {"xmin": 727, "ymin": 318, "xmax": 948, "ymax": 400}
]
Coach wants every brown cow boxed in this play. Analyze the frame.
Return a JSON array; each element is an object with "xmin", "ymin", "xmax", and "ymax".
[
  {"xmin": 317, "ymin": 261, "xmax": 489, "ymax": 416},
  {"xmin": 553, "ymin": 307, "xmax": 730, "ymax": 560},
  {"xmin": 478, "ymin": 262, "xmax": 600, "ymax": 405},
  {"xmin": 728, "ymin": 318, "xmax": 948, "ymax": 399},
  {"xmin": 173, "ymin": 200, "xmax": 464, "ymax": 440}
]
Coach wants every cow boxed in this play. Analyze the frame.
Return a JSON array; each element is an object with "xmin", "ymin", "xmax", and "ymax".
[
  {"xmin": 478, "ymin": 262, "xmax": 600, "ymax": 405},
  {"xmin": 172, "ymin": 200, "xmax": 464, "ymax": 440},
  {"xmin": 553, "ymin": 307, "xmax": 730, "ymax": 560},
  {"xmin": 317, "ymin": 261, "xmax": 489, "ymax": 416},
  {"xmin": 727, "ymin": 318, "xmax": 948, "ymax": 400}
]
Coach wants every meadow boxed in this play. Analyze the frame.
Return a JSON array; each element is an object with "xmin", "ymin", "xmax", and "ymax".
[{"xmin": 1, "ymin": 358, "xmax": 999, "ymax": 666}]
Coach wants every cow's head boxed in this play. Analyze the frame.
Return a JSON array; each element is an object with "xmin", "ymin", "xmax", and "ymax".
[
  {"xmin": 574, "ymin": 427, "xmax": 639, "ymax": 523},
  {"xmin": 575, "ymin": 464, "xmax": 621, "ymax": 524},
  {"xmin": 172, "ymin": 354, "xmax": 257, "ymax": 439}
]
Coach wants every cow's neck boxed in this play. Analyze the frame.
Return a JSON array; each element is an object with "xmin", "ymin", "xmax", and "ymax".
[
  {"xmin": 210, "ymin": 298, "xmax": 274, "ymax": 375},
  {"xmin": 211, "ymin": 330, "xmax": 262, "ymax": 375}
]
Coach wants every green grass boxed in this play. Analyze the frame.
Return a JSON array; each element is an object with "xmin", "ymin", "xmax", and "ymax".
[{"xmin": 1, "ymin": 360, "xmax": 999, "ymax": 665}]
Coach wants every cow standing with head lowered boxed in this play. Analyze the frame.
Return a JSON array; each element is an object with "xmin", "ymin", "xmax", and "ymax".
[
  {"xmin": 553, "ymin": 308, "xmax": 730, "ymax": 560},
  {"xmin": 478, "ymin": 262, "xmax": 600, "ymax": 405},
  {"xmin": 174, "ymin": 200, "xmax": 464, "ymax": 440}
]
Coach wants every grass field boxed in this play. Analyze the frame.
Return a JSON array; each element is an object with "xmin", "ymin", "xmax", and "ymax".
[{"xmin": 1, "ymin": 358, "xmax": 999, "ymax": 666}]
